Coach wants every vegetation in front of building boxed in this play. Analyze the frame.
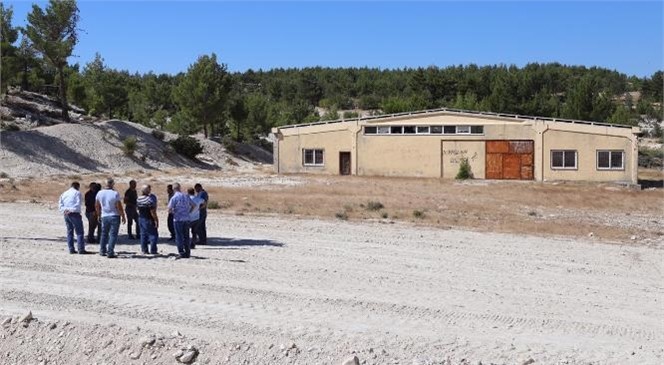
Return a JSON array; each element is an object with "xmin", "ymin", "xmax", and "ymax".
[{"xmin": 455, "ymin": 158, "xmax": 474, "ymax": 180}]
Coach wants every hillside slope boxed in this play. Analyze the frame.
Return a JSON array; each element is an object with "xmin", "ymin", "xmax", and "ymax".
[
  {"xmin": 0, "ymin": 119, "xmax": 262, "ymax": 177},
  {"xmin": 0, "ymin": 89, "xmax": 272, "ymax": 177}
]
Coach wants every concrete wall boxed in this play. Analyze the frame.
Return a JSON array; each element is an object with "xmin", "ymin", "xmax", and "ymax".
[
  {"xmin": 542, "ymin": 127, "xmax": 635, "ymax": 182},
  {"xmin": 273, "ymin": 112, "xmax": 638, "ymax": 183},
  {"xmin": 441, "ymin": 140, "xmax": 486, "ymax": 179},
  {"xmin": 276, "ymin": 123, "xmax": 355, "ymax": 175}
]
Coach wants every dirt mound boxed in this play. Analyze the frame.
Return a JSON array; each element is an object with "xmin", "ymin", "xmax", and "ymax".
[{"xmin": 0, "ymin": 120, "xmax": 258, "ymax": 177}]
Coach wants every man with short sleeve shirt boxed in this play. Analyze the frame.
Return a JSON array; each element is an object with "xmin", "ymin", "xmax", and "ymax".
[
  {"xmin": 96, "ymin": 178, "xmax": 126, "ymax": 258},
  {"xmin": 58, "ymin": 181, "xmax": 86, "ymax": 254}
]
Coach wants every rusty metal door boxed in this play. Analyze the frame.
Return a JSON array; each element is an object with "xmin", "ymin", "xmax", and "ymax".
[
  {"xmin": 339, "ymin": 152, "xmax": 351, "ymax": 175},
  {"xmin": 485, "ymin": 141, "xmax": 534, "ymax": 180}
]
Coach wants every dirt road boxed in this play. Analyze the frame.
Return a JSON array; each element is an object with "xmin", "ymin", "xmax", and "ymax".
[{"xmin": 0, "ymin": 202, "xmax": 662, "ymax": 364}]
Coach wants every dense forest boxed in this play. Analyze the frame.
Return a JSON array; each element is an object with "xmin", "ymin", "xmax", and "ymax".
[{"xmin": 1, "ymin": 1, "xmax": 663, "ymax": 143}]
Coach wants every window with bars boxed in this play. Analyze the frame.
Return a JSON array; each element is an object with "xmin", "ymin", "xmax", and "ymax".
[
  {"xmin": 597, "ymin": 150, "xmax": 624, "ymax": 170},
  {"xmin": 303, "ymin": 149, "xmax": 324, "ymax": 166},
  {"xmin": 551, "ymin": 150, "xmax": 577, "ymax": 169}
]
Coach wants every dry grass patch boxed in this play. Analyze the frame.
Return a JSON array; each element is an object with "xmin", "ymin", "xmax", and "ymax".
[{"xmin": 3, "ymin": 169, "xmax": 664, "ymax": 242}]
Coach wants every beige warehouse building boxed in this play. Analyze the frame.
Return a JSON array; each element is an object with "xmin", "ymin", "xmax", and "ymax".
[{"xmin": 271, "ymin": 109, "xmax": 640, "ymax": 183}]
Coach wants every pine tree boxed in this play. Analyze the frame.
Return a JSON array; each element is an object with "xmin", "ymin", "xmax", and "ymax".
[{"xmin": 25, "ymin": 0, "xmax": 79, "ymax": 121}]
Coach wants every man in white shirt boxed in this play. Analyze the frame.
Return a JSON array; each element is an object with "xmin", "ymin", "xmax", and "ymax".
[
  {"xmin": 95, "ymin": 178, "xmax": 126, "ymax": 258},
  {"xmin": 58, "ymin": 181, "xmax": 86, "ymax": 254}
]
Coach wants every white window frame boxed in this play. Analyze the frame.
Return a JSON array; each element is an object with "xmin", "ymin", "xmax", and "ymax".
[
  {"xmin": 456, "ymin": 125, "xmax": 471, "ymax": 134},
  {"xmin": 430, "ymin": 126, "xmax": 443, "ymax": 134},
  {"xmin": 376, "ymin": 126, "xmax": 390, "ymax": 135},
  {"xmin": 443, "ymin": 125, "xmax": 457, "ymax": 134},
  {"xmin": 403, "ymin": 125, "xmax": 417, "ymax": 134},
  {"xmin": 470, "ymin": 125, "xmax": 484, "ymax": 135},
  {"xmin": 596, "ymin": 150, "xmax": 625, "ymax": 170},
  {"xmin": 551, "ymin": 150, "xmax": 577, "ymax": 170},
  {"xmin": 303, "ymin": 149, "xmax": 324, "ymax": 166}
]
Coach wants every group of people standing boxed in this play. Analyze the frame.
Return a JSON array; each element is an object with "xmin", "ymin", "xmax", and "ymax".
[{"xmin": 58, "ymin": 178, "xmax": 209, "ymax": 259}]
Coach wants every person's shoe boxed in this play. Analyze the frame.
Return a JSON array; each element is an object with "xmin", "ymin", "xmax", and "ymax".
[
  {"xmin": 107, "ymin": 253, "xmax": 117, "ymax": 259},
  {"xmin": 69, "ymin": 250, "xmax": 77, "ymax": 254},
  {"xmin": 100, "ymin": 252, "xmax": 107, "ymax": 256},
  {"xmin": 141, "ymin": 250, "xmax": 149, "ymax": 255},
  {"xmin": 190, "ymin": 244, "xmax": 196, "ymax": 249},
  {"xmin": 78, "ymin": 250, "xmax": 89, "ymax": 255}
]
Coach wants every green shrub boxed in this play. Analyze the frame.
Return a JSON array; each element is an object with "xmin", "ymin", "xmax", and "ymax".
[
  {"xmin": 207, "ymin": 200, "xmax": 220, "ymax": 209},
  {"xmin": 343, "ymin": 111, "xmax": 359, "ymax": 119},
  {"xmin": 413, "ymin": 210, "xmax": 425, "ymax": 219},
  {"xmin": 366, "ymin": 201, "xmax": 384, "ymax": 211},
  {"xmin": 122, "ymin": 136, "xmax": 137, "ymax": 156},
  {"xmin": 0, "ymin": 172, "xmax": 8, "ymax": 178},
  {"xmin": 170, "ymin": 135, "xmax": 203, "ymax": 160},
  {"xmin": 381, "ymin": 212, "xmax": 389, "ymax": 219},
  {"xmin": 638, "ymin": 147, "xmax": 664, "ymax": 168},
  {"xmin": 151, "ymin": 129, "xmax": 165, "ymax": 141},
  {"xmin": 455, "ymin": 158, "xmax": 473, "ymax": 180},
  {"xmin": 335, "ymin": 211, "xmax": 348, "ymax": 220}
]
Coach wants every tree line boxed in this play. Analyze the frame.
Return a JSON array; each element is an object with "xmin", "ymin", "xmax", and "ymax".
[{"xmin": 1, "ymin": 1, "xmax": 662, "ymax": 143}]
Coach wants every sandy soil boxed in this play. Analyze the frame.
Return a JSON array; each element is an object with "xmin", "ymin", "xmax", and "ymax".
[{"xmin": 1, "ymin": 202, "xmax": 662, "ymax": 365}]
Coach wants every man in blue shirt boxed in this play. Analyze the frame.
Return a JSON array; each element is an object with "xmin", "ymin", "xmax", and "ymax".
[
  {"xmin": 168, "ymin": 183, "xmax": 195, "ymax": 258},
  {"xmin": 58, "ymin": 181, "xmax": 86, "ymax": 254}
]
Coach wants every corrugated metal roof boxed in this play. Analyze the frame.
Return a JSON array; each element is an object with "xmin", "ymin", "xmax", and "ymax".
[{"xmin": 276, "ymin": 107, "xmax": 634, "ymax": 130}]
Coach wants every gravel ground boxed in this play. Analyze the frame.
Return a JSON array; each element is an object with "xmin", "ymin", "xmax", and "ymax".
[{"xmin": 0, "ymin": 202, "xmax": 662, "ymax": 365}]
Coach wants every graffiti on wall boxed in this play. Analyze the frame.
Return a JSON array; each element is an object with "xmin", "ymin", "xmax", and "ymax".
[{"xmin": 442, "ymin": 149, "xmax": 479, "ymax": 164}]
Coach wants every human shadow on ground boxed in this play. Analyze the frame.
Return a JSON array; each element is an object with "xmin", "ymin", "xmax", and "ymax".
[
  {"xmin": 157, "ymin": 236, "xmax": 284, "ymax": 250},
  {"xmin": 1, "ymin": 236, "xmax": 67, "ymax": 242},
  {"xmin": 192, "ymin": 237, "xmax": 284, "ymax": 249}
]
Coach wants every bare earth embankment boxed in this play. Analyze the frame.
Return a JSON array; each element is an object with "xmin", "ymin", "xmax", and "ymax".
[{"xmin": 1, "ymin": 201, "xmax": 662, "ymax": 365}]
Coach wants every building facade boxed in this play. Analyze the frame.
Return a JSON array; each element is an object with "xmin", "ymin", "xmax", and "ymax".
[{"xmin": 271, "ymin": 109, "xmax": 640, "ymax": 183}]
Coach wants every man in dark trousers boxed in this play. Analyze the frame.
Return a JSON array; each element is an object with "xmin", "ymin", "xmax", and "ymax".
[
  {"xmin": 84, "ymin": 182, "xmax": 101, "ymax": 243},
  {"xmin": 166, "ymin": 184, "xmax": 175, "ymax": 241},
  {"xmin": 194, "ymin": 183, "xmax": 208, "ymax": 245},
  {"xmin": 123, "ymin": 180, "xmax": 140, "ymax": 239}
]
